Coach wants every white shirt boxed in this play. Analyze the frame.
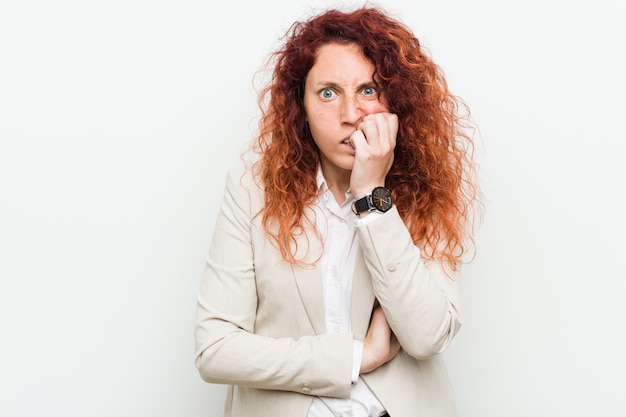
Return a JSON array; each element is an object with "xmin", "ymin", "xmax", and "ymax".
[{"xmin": 307, "ymin": 169, "xmax": 386, "ymax": 417}]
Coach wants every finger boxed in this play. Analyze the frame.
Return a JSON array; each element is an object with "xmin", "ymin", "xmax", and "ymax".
[
  {"xmin": 359, "ymin": 113, "xmax": 397, "ymax": 151},
  {"xmin": 385, "ymin": 113, "xmax": 399, "ymax": 148},
  {"xmin": 358, "ymin": 115, "xmax": 383, "ymax": 148},
  {"xmin": 378, "ymin": 113, "xmax": 398, "ymax": 149},
  {"xmin": 350, "ymin": 128, "xmax": 367, "ymax": 148}
]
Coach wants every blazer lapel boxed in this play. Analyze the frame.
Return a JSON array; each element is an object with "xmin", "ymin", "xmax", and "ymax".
[
  {"xmin": 351, "ymin": 251, "xmax": 375, "ymax": 340},
  {"xmin": 293, "ymin": 263, "xmax": 326, "ymax": 335},
  {"xmin": 291, "ymin": 223, "xmax": 326, "ymax": 335}
]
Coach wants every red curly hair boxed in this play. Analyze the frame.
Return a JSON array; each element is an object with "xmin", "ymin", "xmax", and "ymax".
[{"xmin": 251, "ymin": 6, "xmax": 481, "ymax": 268}]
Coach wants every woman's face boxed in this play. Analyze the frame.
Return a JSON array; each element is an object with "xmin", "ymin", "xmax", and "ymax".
[{"xmin": 303, "ymin": 42, "xmax": 388, "ymax": 181}]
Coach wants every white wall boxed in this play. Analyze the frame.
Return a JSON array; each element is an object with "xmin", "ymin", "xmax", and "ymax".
[{"xmin": 1, "ymin": 1, "xmax": 624, "ymax": 416}]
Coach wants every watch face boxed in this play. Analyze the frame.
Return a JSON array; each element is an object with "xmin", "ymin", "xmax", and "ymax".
[{"xmin": 371, "ymin": 187, "xmax": 393, "ymax": 212}]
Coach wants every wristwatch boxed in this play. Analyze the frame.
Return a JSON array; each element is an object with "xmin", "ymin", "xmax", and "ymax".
[{"xmin": 351, "ymin": 186, "xmax": 393, "ymax": 215}]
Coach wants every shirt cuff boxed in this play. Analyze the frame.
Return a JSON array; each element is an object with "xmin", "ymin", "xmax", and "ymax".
[
  {"xmin": 353, "ymin": 211, "xmax": 383, "ymax": 227},
  {"xmin": 352, "ymin": 340, "xmax": 364, "ymax": 383}
]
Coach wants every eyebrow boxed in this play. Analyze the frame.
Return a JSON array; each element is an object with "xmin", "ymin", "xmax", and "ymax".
[{"xmin": 314, "ymin": 80, "xmax": 378, "ymax": 92}]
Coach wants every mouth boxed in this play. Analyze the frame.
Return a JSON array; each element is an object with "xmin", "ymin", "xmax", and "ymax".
[{"xmin": 342, "ymin": 138, "xmax": 353, "ymax": 147}]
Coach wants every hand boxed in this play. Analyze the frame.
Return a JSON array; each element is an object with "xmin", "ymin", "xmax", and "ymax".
[
  {"xmin": 349, "ymin": 112, "xmax": 398, "ymax": 198},
  {"xmin": 360, "ymin": 307, "xmax": 401, "ymax": 374}
]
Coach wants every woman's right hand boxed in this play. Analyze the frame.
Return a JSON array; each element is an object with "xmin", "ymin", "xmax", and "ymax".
[
  {"xmin": 360, "ymin": 307, "xmax": 401, "ymax": 374},
  {"xmin": 349, "ymin": 112, "xmax": 398, "ymax": 200}
]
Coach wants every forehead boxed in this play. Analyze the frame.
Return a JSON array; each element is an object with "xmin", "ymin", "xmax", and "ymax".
[{"xmin": 307, "ymin": 42, "xmax": 375, "ymax": 82}]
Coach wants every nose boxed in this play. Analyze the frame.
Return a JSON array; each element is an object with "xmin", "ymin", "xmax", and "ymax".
[{"xmin": 340, "ymin": 96, "xmax": 362, "ymax": 125}]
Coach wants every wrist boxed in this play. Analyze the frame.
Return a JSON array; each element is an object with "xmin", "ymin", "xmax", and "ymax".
[
  {"xmin": 352, "ymin": 183, "xmax": 384, "ymax": 200},
  {"xmin": 351, "ymin": 186, "xmax": 393, "ymax": 216},
  {"xmin": 359, "ymin": 345, "xmax": 382, "ymax": 374}
]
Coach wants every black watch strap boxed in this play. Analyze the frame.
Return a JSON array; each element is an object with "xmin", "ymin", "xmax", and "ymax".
[
  {"xmin": 352, "ymin": 186, "xmax": 393, "ymax": 215},
  {"xmin": 351, "ymin": 195, "xmax": 371, "ymax": 215}
]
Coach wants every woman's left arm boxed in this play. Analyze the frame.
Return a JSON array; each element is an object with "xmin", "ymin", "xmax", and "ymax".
[{"xmin": 355, "ymin": 206, "xmax": 462, "ymax": 359}]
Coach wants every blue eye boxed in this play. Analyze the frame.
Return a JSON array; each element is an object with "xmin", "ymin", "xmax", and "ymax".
[
  {"xmin": 321, "ymin": 89, "xmax": 334, "ymax": 99},
  {"xmin": 363, "ymin": 86, "xmax": 376, "ymax": 96}
]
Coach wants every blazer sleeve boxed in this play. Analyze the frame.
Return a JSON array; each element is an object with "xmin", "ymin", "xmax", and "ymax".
[
  {"xmin": 194, "ymin": 166, "xmax": 353, "ymax": 399},
  {"xmin": 355, "ymin": 207, "xmax": 463, "ymax": 359}
]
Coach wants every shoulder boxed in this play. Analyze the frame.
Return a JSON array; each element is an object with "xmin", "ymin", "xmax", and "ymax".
[
  {"xmin": 224, "ymin": 160, "xmax": 263, "ymax": 189},
  {"xmin": 222, "ymin": 160, "xmax": 265, "ymax": 211}
]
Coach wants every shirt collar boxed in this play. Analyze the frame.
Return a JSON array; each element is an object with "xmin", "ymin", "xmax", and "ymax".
[
  {"xmin": 316, "ymin": 165, "xmax": 327, "ymax": 194},
  {"xmin": 315, "ymin": 166, "xmax": 355, "ymax": 207}
]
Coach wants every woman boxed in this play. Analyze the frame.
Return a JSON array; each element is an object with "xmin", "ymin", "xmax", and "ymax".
[{"xmin": 195, "ymin": 6, "xmax": 480, "ymax": 417}]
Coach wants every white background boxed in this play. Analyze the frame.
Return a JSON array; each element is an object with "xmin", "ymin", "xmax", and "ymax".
[{"xmin": 1, "ymin": 0, "xmax": 625, "ymax": 416}]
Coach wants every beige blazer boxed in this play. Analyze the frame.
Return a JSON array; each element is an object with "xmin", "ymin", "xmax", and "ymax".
[{"xmin": 195, "ymin": 165, "xmax": 463, "ymax": 417}]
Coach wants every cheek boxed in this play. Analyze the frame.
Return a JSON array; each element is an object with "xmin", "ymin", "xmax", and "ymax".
[
  {"xmin": 308, "ymin": 120, "xmax": 329, "ymax": 147},
  {"xmin": 306, "ymin": 106, "xmax": 334, "ymax": 130}
]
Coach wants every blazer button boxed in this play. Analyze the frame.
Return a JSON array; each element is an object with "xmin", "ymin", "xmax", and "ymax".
[
  {"xmin": 302, "ymin": 385, "xmax": 311, "ymax": 394},
  {"xmin": 386, "ymin": 263, "xmax": 397, "ymax": 271}
]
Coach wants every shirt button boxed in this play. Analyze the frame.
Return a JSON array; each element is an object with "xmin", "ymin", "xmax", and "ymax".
[
  {"xmin": 302, "ymin": 385, "xmax": 311, "ymax": 394},
  {"xmin": 386, "ymin": 263, "xmax": 397, "ymax": 271}
]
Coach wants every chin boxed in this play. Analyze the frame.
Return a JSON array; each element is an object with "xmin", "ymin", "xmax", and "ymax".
[
  {"xmin": 321, "ymin": 156, "xmax": 354, "ymax": 175},
  {"xmin": 338, "ymin": 158, "xmax": 355, "ymax": 172}
]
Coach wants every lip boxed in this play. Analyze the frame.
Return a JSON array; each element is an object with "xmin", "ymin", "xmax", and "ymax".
[
  {"xmin": 341, "ymin": 137, "xmax": 355, "ymax": 153},
  {"xmin": 341, "ymin": 132, "xmax": 356, "ymax": 146}
]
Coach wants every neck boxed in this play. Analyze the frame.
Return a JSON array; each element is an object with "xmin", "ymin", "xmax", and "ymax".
[
  {"xmin": 327, "ymin": 180, "xmax": 350, "ymax": 204},
  {"xmin": 320, "ymin": 164, "xmax": 351, "ymax": 204}
]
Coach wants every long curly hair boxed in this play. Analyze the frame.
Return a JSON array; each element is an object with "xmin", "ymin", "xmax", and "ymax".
[{"xmin": 251, "ymin": 6, "xmax": 481, "ymax": 268}]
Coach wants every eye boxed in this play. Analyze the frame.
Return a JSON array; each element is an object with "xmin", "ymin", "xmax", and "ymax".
[
  {"xmin": 320, "ymin": 88, "xmax": 335, "ymax": 99},
  {"xmin": 362, "ymin": 86, "xmax": 377, "ymax": 96}
]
